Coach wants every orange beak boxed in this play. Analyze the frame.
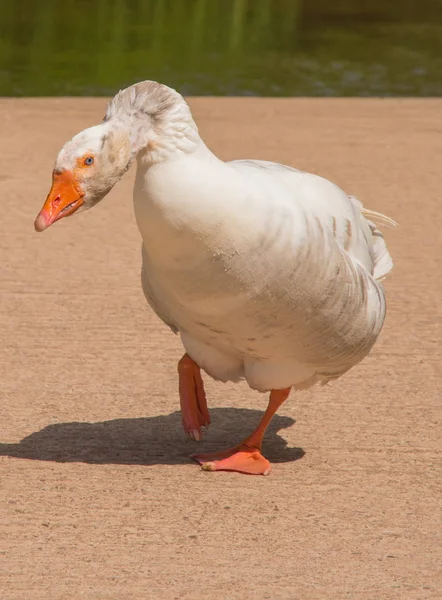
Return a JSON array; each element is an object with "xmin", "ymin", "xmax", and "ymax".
[{"xmin": 34, "ymin": 170, "xmax": 85, "ymax": 232}]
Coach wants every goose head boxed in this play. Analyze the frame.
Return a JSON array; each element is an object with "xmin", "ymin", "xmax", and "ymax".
[
  {"xmin": 34, "ymin": 81, "xmax": 201, "ymax": 232},
  {"xmin": 34, "ymin": 122, "xmax": 132, "ymax": 232}
]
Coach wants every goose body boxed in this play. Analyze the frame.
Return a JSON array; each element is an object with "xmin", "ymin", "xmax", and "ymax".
[
  {"xmin": 135, "ymin": 146, "xmax": 393, "ymax": 393},
  {"xmin": 35, "ymin": 81, "xmax": 395, "ymax": 475}
]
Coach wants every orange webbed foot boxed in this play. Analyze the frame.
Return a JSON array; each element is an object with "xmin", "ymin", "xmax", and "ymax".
[
  {"xmin": 190, "ymin": 387, "xmax": 292, "ymax": 475},
  {"xmin": 192, "ymin": 446, "xmax": 271, "ymax": 476}
]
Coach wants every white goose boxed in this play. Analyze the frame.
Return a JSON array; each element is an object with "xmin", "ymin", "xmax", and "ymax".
[{"xmin": 35, "ymin": 81, "xmax": 395, "ymax": 475}]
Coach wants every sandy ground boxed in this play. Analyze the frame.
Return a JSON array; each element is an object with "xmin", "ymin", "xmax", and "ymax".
[{"xmin": 0, "ymin": 97, "xmax": 441, "ymax": 600}]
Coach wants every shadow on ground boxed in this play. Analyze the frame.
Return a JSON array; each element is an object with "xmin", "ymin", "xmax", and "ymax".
[{"xmin": 0, "ymin": 408, "xmax": 304, "ymax": 466}]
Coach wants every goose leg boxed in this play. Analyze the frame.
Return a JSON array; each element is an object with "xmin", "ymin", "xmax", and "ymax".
[
  {"xmin": 192, "ymin": 387, "xmax": 291, "ymax": 475},
  {"xmin": 178, "ymin": 354, "xmax": 210, "ymax": 441}
]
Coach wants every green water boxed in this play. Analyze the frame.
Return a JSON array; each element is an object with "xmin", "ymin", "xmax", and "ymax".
[{"xmin": 0, "ymin": 0, "xmax": 441, "ymax": 97}]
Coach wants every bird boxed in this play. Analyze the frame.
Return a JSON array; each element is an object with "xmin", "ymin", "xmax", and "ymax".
[{"xmin": 34, "ymin": 80, "xmax": 395, "ymax": 476}]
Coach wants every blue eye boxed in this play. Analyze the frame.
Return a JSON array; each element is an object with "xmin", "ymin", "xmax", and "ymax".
[{"xmin": 84, "ymin": 156, "xmax": 94, "ymax": 166}]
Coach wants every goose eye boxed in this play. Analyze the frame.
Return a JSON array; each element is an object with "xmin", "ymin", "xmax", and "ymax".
[{"xmin": 84, "ymin": 156, "xmax": 94, "ymax": 166}]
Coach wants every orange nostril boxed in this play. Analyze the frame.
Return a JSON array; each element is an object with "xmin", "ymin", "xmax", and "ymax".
[{"xmin": 52, "ymin": 195, "xmax": 61, "ymax": 207}]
